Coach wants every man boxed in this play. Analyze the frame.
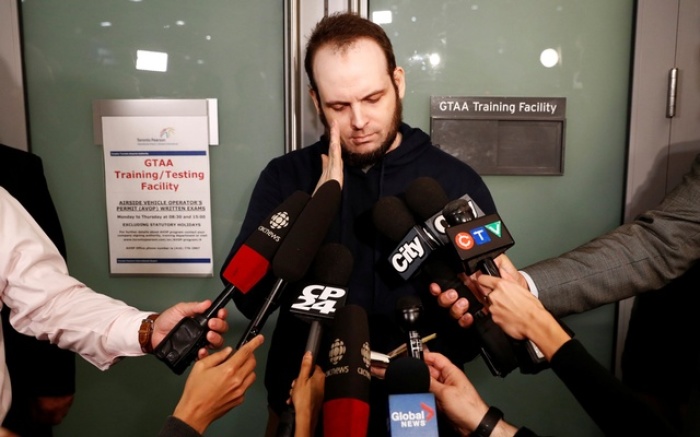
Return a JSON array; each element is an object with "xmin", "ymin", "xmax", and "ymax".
[
  {"xmin": 0, "ymin": 186, "xmax": 229, "ymax": 422},
  {"xmin": 224, "ymin": 12, "xmax": 497, "ymax": 436},
  {"xmin": 0, "ymin": 143, "xmax": 76, "ymax": 436}
]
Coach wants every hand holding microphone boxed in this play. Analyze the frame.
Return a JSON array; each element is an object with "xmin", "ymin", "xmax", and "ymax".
[{"xmin": 153, "ymin": 191, "xmax": 310, "ymax": 374}]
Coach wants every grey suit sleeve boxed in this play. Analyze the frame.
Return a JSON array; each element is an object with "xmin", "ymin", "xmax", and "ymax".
[{"xmin": 525, "ymin": 154, "xmax": 700, "ymax": 317}]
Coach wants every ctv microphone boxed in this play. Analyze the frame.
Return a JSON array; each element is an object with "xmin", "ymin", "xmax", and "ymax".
[
  {"xmin": 276, "ymin": 243, "xmax": 353, "ymax": 437},
  {"xmin": 237, "ymin": 179, "xmax": 341, "ymax": 348},
  {"xmin": 154, "ymin": 190, "xmax": 310, "ymax": 375},
  {"xmin": 323, "ymin": 304, "xmax": 371, "ymax": 437},
  {"xmin": 385, "ymin": 357, "xmax": 438, "ymax": 437},
  {"xmin": 441, "ymin": 198, "xmax": 547, "ymax": 373},
  {"xmin": 396, "ymin": 295, "xmax": 424, "ymax": 360}
]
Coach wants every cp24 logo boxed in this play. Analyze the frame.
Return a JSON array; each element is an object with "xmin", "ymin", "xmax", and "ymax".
[{"xmin": 290, "ymin": 285, "xmax": 347, "ymax": 317}]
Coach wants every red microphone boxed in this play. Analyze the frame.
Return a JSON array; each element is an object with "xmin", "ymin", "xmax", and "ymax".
[
  {"xmin": 323, "ymin": 304, "xmax": 371, "ymax": 437},
  {"xmin": 154, "ymin": 190, "xmax": 310, "ymax": 374}
]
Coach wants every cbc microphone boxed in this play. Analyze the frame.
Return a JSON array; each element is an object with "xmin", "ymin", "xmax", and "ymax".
[
  {"xmin": 154, "ymin": 190, "xmax": 310, "ymax": 374},
  {"xmin": 276, "ymin": 243, "xmax": 354, "ymax": 437},
  {"xmin": 385, "ymin": 357, "xmax": 438, "ymax": 437},
  {"xmin": 396, "ymin": 295, "xmax": 424, "ymax": 360},
  {"xmin": 237, "ymin": 179, "xmax": 341, "ymax": 348},
  {"xmin": 323, "ymin": 304, "xmax": 371, "ymax": 437}
]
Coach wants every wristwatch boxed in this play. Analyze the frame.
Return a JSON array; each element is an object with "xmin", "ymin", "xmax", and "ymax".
[
  {"xmin": 138, "ymin": 313, "xmax": 160, "ymax": 353},
  {"xmin": 473, "ymin": 406, "xmax": 504, "ymax": 437}
]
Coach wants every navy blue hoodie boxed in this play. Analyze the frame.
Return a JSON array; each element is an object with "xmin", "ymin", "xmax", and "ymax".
[{"xmin": 224, "ymin": 123, "xmax": 497, "ymax": 434}]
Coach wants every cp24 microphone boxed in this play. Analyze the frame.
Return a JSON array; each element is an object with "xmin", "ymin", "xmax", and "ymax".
[
  {"xmin": 385, "ymin": 357, "xmax": 438, "ymax": 437},
  {"xmin": 323, "ymin": 304, "xmax": 371, "ymax": 437},
  {"xmin": 237, "ymin": 179, "xmax": 341, "ymax": 348},
  {"xmin": 276, "ymin": 243, "xmax": 354, "ymax": 437},
  {"xmin": 154, "ymin": 190, "xmax": 310, "ymax": 375},
  {"xmin": 396, "ymin": 295, "xmax": 424, "ymax": 360}
]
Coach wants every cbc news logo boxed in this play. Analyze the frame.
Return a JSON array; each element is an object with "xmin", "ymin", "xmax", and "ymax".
[{"xmin": 269, "ymin": 211, "xmax": 290, "ymax": 229}]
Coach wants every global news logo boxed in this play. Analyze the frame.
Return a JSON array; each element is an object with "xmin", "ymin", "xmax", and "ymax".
[{"xmin": 453, "ymin": 221, "xmax": 503, "ymax": 251}]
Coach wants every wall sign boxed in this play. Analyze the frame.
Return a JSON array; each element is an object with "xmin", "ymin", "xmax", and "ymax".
[{"xmin": 431, "ymin": 96, "xmax": 566, "ymax": 175}]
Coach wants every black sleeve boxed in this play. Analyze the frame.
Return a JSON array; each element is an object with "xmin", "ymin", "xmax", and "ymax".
[
  {"xmin": 551, "ymin": 339, "xmax": 678, "ymax": 436},
  {"xmin": 157, "ymin": 416, "xmax": 202, "ymax": 437}
]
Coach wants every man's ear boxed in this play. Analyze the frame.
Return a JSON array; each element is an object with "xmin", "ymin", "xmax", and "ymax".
[
  {"xmin": 393, "ymin": 67, "xmax": 406, "ymax": 99},
  {"xmin": 309, "ymin": 88, "xmax": 321, "ymax": 114}
]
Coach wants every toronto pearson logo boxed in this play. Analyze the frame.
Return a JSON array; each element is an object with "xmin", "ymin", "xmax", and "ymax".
[{"xmin": 160, "ymin": 127, "xmax": 175, "ymax": 139}]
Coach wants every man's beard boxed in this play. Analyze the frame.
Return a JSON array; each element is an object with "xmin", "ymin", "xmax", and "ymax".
[{"xmin": 319, "ymin": 96, "xmax": 403, "ymax": 168}]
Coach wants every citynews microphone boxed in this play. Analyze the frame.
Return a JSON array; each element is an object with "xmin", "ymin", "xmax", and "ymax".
[
  {"xmin": 276, "ymin": 243, "xmax": 353, "ymax": 437},
  {"xmin": 372, "ymin": 194, "xmax": 484, "ymax": 315},
  {"xmin": 237, "ymin": 180, "xmax": 341, "ymax": 348},
  {"xmin": 323, "ymin": 304, "xmax": 371, "ymax": 437},
  {"xmin": 154, "ymin": 190, "xmax": 310, "ymax": 375},
  {"xmin": 385, "ymin": 357, "xmax": 438, "ymax": 437}
]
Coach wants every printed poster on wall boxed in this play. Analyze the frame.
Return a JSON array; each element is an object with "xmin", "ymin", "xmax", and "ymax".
[{"xmin": 102, "ymin": 115, "xmax": 213, "ymax": 276}]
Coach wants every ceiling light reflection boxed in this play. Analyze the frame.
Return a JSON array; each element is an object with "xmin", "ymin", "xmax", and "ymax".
[
  {"xmin": 540, "ymin": 48, "xmax": 560, "ymax": 68},
  {"xmin": 136, "ymin": 50, "xmax": 168, "ymax": 72}
]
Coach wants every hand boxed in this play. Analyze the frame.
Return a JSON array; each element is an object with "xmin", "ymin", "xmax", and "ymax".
[
  {"xmin": 424, "ymin": 351, "xmax": 489, "ymax": 434},
  {"xmin": 288, "ymin": 351, "xmax": 325, "ymax": 436},
  {"xmin": 472, "ymin": 254, "xmax": 528, "ymax": 290},
  {"xmin": 152, "ymin": 300, "xmax": 229, "ymax": 359},
  {"xmin": 477, "ymin": 273, "xmax": 570, "ymax": 360},
  {"xmin": 314, "ymin": 120, "xmax": 343, "ymax": 194},
  {"xmin": 31, "ymin": 394, "xmax": 75, "ymax": 425},
  {"xmin": 429, "ymin": 281, "xmax": 475, "ymax": 329},
  {"xmin": 172, "ymin": 335, "xmax": 264, "ymax": 434}
]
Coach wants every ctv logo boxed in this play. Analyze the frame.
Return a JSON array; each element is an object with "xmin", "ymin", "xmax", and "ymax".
[{"xmin": 453, "ymin": 221, "xmax": 503, "ymax": 250}]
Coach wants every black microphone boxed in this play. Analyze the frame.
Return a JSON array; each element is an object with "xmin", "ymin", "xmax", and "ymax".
[
  {"xmin": 323, "ymin": 304, "xmax": 371, "ymax": 437},
  {"xmin": 374, "ymin": 179, "xmax": 520, "ymax": 377},
  {"xmin": 154, "ymin": 190, "xmax": 310, "ymax": 375},
  {"xmin": 237, "ymin": 180, "xmax": 341, "ymax": 348},
  {"xmin": 372, "ymin": 194, "xmax": 484, "ymax": 315},
  {"xmin": 276, "ymin": 243, "xmax": 354, "ymax": 437},
  {"xmin": 396, "ymin": 295, "xmax": 424, "ymax": 360},
  {"xmin": 441, "ymin": 198, "xmax": 547, "ymax": 373},
  {"xmin": 385, "ymin": 357, "xmax": 438, "ymax": 436}
]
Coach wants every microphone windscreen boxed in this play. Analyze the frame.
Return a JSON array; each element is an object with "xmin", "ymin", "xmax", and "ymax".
[
  {"xmin": 311, "ymin": 243, "xmax": 354, "ymax": 287},
  {"xmin": 385, "ymin": 356, "xmax": 430, "ymax": 394},
  {"xmin": 272, "ymin": 180, "xmax": 341, "ymax": 282},
  {"xmin": 405, "ymin": 177, "xmax": 449, "ymax": 221},
  {"xmin": 372, "ymin": 195, "xmax": 417, "ymax": 242},
  {"xmin": 323, "ymin": 304, "xmax": 371, "ymax": 437},
  {"xmin": 222, "ymin": 190, "xmax": 310, "ymax": 292},
  {"xmin": 324, "ymin": 304, "xmax": 371, "ymax": 400}
]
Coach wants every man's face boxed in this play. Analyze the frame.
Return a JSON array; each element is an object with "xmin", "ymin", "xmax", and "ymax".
[{"xmin": 311, "ymin": 38, "xmax": 406, "ymax": 167}]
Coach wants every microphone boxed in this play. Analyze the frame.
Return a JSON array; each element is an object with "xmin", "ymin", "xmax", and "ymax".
[
  {"xmin": 441, "ymin": 198, "xmax": 547, "ymax": 373},
  {"xmin": 276, "ymin": 243, "xmax": 354, "ymax": 437},
  {"xmin": 237, "ymin": 179, "xmax": 341, "ymax": 348},
  {"xmin": 323, "ymin": 304, "xmax": 371, "ymax": 437},
  {"xmin": 154, "ymin": 190, "xmax": 310, "ymax": 374},
  {"xmin": 372, "ymin": 194, "xmax": 484, "ymax": 316},
  {"xmin": 385, "ymin": 357, "xmax": 438, "ymax": 437},
  {"xmin": 396, "ymin": 295, "xmax": 424, "ymax": 360}
]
